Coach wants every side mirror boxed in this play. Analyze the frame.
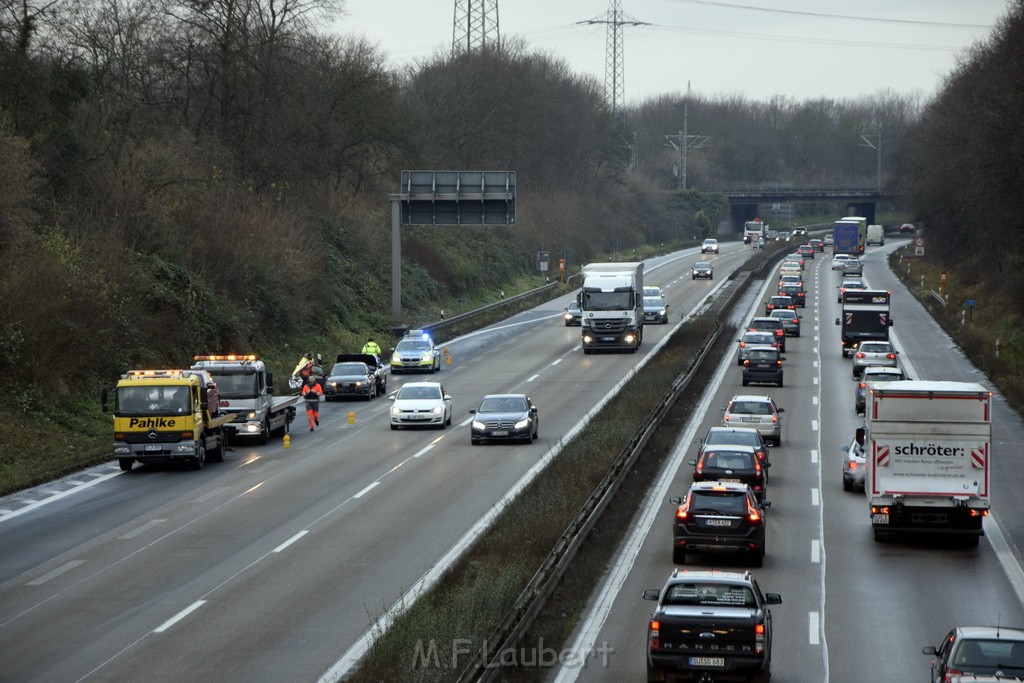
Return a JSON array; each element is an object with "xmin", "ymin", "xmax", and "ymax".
[
  {"xmin": 687, "ymin": 459, "xmax": 696, "ymax": 466},
  {"xmin": 835, "ymin": 318, "xmax": 841, "ymax": 325},
  {"xmin": 267, "ymin": 372, "xmax": 274, "ymax": 393},
  {"xmin": 765, "ymin": 592, "xmax": 782, "ymax": 605},
  {"xmin": 469, "ymin": 409, "xmax": 476, "ymax": 414},
  {"xmin": 643, "ymin": 588, "xmax": 660, "ymax": 601},
  {"xmin": 101, "ymin": 388, "xmax": 109, "ymax": 413},
  {"xmin": 888, "ymin": 319, "xmax": 895, "ymax": 326},
  {"xmin": 777, "ymin": 407, "xmax": 785, "ymax": 413},
  {"xmin": 922, "ymin": 646, "xmax": 938, "ymax": 656},
  {"xmin": 669, "ymin": 496, "xmax": 682, "ymax": 505},
  {"xmin": 389, "ymin": 396, "xmax": 396, "ymax": 401},
  {"xmin": 761, "ymin": 500, "xmax": 772, "ymax": 509}
]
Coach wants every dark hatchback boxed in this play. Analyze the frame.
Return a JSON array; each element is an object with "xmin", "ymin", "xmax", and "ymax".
[
  {"xmin": 470, "ymin": 394, "xmax": 539, "ymax": 444},
  {"xmin": 698, "ymin": 426, "xmax": 771, "ymax": 468},
  {"xmin": 748, "ymin": 317, "xmax": 786, "ymax": 352},
  {"xmin": 689, "ymin": 446, "xmax": 768, "ymax": 501},
  {"xmin": 778, "ymin": 284, "xmax": 806, "ymax": 307},
  {"xmin": 742, "ymin": 345, "xmax": 785, "ymax": 388},
  {"xmin": 669, "ymin": 481, "xmax": 770, "ymax": 566}
]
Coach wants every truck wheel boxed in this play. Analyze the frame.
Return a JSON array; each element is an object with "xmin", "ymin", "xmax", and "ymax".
[
  {"xmin": 258, "ymin": 419, "xmax": 270, "ymax": 444},
  {"xmin": 119, "ymin": 458, "xmax": 134, "ymax": 472},
  {"xmin": 208, "ymin": 429, "xmax": 224, "ymax": 463},
  {"xmin": 672, "ymin": 547, "xmax": 686, "ymax": 565},
  {"xmin": 192, "ymin": 440, "xmax": 206, "ymax": 470}
]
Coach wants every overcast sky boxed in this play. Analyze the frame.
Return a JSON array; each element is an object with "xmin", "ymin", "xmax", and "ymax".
[{"xmin": 331, "ymin": 0, "xmax": 1011, "ymax": 103}]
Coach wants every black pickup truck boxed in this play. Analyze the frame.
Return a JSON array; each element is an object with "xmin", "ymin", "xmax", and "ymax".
[{"xmin": 643, "ymin": 569, "xmax": 781, "ymax": 682}]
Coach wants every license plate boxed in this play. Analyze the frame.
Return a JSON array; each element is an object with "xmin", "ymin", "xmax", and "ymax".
[
  {"xmin": 491, "ymin": 430, "xmax": 508, "ymax": 436},
  {"xmin": 740, "ymin": 417, "xmax": 760, "ymax": 423},
  {"xmin": 600, "ymin": 336, "xmax": 616, "ymax": 342},
  {"xmin": 689, "ymin": 657, "xmax": 725, "ymax": 667},
  {"xmin": 408, "ymin": 415, "xmax": 428, "ymax": 420},
  {"xmin": 872, "ymin": 513, "xmax": 889, "ymax": 524},
  {"xmin": 720, "ymin": 478, "xmax": 740, "ymax": 482},
  {"xmin": 704, "ymin": 518, "xmax": 732, "ymax": 527},
  {"xmin": 144, "ymin": 445, "xmax": 162, "ymax": 452}
]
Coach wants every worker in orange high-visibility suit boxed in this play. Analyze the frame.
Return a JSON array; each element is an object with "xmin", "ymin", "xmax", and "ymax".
[{"xmin": 301, "ymin": 374, "xmax": 324, "ymax": 431}]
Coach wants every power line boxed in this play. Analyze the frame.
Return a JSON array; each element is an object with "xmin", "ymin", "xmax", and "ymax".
[
  {"xmin": 664, "ymin": 0, "xmax": 995, "ymax": 30},
  {"xmin": 578, "ymin": 1, "xmax": 650, "ymax": 114}
]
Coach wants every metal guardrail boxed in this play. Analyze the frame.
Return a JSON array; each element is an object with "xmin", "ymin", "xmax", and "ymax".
[
  {"xmin": 454, "ymin": 234, "xmax": 807, "ymax": 682},
  {"xmin": 456, "ymin": 324, "xmax": 725, "ymax": 683},
  {"xmin": 412, "ymin": 274, "xmax": 583, "ymax": 343}
]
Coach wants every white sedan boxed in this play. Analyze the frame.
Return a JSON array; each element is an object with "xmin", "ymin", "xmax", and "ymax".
[
  {"xmin": 831, "ymin": 254, "xmax": 853, "ymax": 270},
  {"xmin": 389, "ymin": 381, "xmax": 452, "ymax": 429}
]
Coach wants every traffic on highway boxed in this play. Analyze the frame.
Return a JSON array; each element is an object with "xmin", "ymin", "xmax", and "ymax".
[{"xmin": 1, "ymin": 233, "xmax": 1023, "ymax": 683}]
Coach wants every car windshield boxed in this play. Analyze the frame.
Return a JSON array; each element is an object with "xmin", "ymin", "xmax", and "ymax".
[
  {"xmin": 397, "ymin": 340, "xmax": 431, "ymax": 352},
  {"xmin": 397, "ymin": 385, "xmax": 441, "ymax": 400},
  {"xmin": 706, "ymin": 430, "xmax": 759, "ymax": 448},
  {"xmin": 116, "ymin": 386, "xmax": 192, "ymax": 415},
  {"xmin": 742, "ymin": 333, "xmax": 773, "ymax": 344},
  {"xmin": 705, "ymin": 451, "xmax": 755, "ymax": 469},
  {"xmin": 662, "ymin": 580, "xmax": 756, "ymax": 607},
  {"xmin": 687, "ymin": 490, "xmax": 751, "ymax": 517},
  {"xmin": 644, "ymin": 297, "xmax": 665, "ymax": 307},
  {"xmin": 208, "ymin": 371, "xmax": 258, "ymax": 399},
  {"xmin": 747, "ymin": 349, "xmax": 778, "ymax": 361},
  {"xmin": 703, "ymin": 239, "xmax": 716, "ymax": 245},
  {"xmin": 478, "ymin": 396, "xmax": 528, "ymax": 413},
  {"xmin": 865, "ymin": 371, "xmax": 905, "ymax": 381},
  {"xmin": 771, "ymin": 311, "xmax": 797, "ymax": 320},
  {"xmin": 331, "ymin": 363, "xmax": 367, "ymax": 375},
  {"xmin": 953, "ymin": 639, "xmax": 1024, "ymax": 669},
  {"xmin": 694, "ymin": 263, "xmax": 710, "ymax": 269},
  {"xmin": 860, "ymin": 343, "xmax": 892, "ymax": 353},
  {"xmin": 731, "ymin": 401, "xmax": 773, "ymax": 415}
]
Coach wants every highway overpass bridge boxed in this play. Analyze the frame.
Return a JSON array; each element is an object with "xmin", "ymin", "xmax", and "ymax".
[{"xmin": 695, "ymin": 185, "xmax": 899, "ymax": 230}]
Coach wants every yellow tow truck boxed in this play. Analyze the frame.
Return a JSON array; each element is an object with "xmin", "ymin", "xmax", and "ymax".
[{"xmin": 103, "ymin": 369, "xmax": 236, "ymax": 471}]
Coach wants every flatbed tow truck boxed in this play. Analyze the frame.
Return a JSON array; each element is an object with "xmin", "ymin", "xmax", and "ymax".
[{"xmin": 105, "ymin": 369, "xmax": 236, "ymax": 471}]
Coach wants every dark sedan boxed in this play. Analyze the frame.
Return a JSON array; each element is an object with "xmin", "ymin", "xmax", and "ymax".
[
  {"xmin": 470, "ymin": 394, "xmax": 539, "ymax": 444},
  {"xmin": 325, "ymin": 361, "xmax": 377, "ymax": 400}
]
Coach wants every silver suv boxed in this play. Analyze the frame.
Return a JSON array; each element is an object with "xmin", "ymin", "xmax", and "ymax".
[
  {"xmin": 722, "ymin": 395, "xmax": 785, "ymax": 446},
  {"xmin": 701, "ymin": 238, "xmax": 719, "ymax": 254}
]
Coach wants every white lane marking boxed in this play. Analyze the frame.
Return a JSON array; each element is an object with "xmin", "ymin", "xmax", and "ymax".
[
  {"xmin": 0, "ymin": 509, "xmax": 12, "ymax": 515},
  {"xmin": 551, "ymin": 359, "xmax": 562, "ymax": 366},
  {"xmin": 811, "ymin": 449, "xmax": 818, "ymax": 464},
  {"xmin": 353, "ymin": 482, "xmax": 380, "ymax": 499},
  {"xmin": 119, "ymin": 519, "xmax": 166, "ymax": 540},
  {"xmin": 0, "ymin": 470, "xmax": 120, "ymax": 524},
  {"xmin": 813, "ymin": 396, "xmax": 819, "ymax": 405},
  {"xmin": 413, "ymin": 445, "xmax": 434, "ymax": 458},
  {"xmin": 813, "ymin": 360, "xmax": 819, "ymax": 368},
  {"xmin": 192, "ymin": 487, "xmax": 230, "ymax": 503},
  {"xmin": 153, "ymin": 600, "xmax": 207, "ymax": 633},
  {"xmin": 527, "ymin": 373, "xmax": 540, "ymax": 382},
  {"xmin": 26, "ymin": 560, "xmax": 85, "ymax": 586},
  {"xmin": 811, "ymin": 540, "xmax": 821, "ymax": 564},
  {"xmin": 273, "ymin": 530, "xmax": 309, "ymax": 553},
  {"xmin": 809, "ymin": 611, "xmax": 820, "ymax": 645},
  {"xmin": 812, "ymin": 420, "xmax": 819, "ymax": 431},
  {"xmin": 326, "ymin": 265, "xmax": 721, "ymax": 683},
  {"xmin": 814, "ymin": 376, "xmax": 819, "ymax": 385},
  {"xmin": 812, "ymin": 488, "xmax": 820, "ymax": 506}
]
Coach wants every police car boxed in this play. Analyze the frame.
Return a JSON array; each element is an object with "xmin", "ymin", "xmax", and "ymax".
[{"xmin": 389, "ymin": 330, "xmax": 442, "ymax": 374}]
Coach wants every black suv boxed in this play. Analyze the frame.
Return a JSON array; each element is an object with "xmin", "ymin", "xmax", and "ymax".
[
  {"xmin": 669, "ymin": 481, "xmax": 770, "ymax": 566},
  {"xmin": 644, "ymin": 569, "xmax": 781, "ymax": 683},
  {"xmin": 779, "ymin": 283, "xmax": 806, "ymax": 307},
  {"xmin": 689, "ymin": 446, "xmax": 768, "ymax": 501}
]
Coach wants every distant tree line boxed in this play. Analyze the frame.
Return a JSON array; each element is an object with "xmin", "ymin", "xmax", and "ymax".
[{"xmin": 0, "ymin": 0, "xmax": 933, "ymax": 392}]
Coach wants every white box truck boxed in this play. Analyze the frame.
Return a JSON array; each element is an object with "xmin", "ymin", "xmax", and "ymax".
[
  {"xmin": 865, "ymin": 380, "xmax": 992, "ymax": 544},
  {"xmin": 578, "ymin": 262, "xmax": 644, "ymax": 354}
]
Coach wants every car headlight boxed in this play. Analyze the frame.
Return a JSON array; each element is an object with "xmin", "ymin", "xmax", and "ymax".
[
  {"xmin": 514, "ymin": 419, "xmax": 529, "ymax": 429},
  {"xmin": 431, "ymin": 405, "xmax": 443, "ymax": 414},
  {"xmin": 659, "ymin": 309, "xmax": 667, "ymax": 316},
  {"xmin": 472, "ymin": 420, "xmax": 485, "ymax": 430},
  {"xmin": 329, "ymin": 381, "xmax": 338, "ymax": 388},
  {"xmin": 175, "ymin": 444, "xmax": 194, "ymax": 454},
  {"xmin": 391, "ymin": 406, "xmax": 402, "ymax": 415},
  {"xmin": 421, "ymin": 353, "xmax": 433, "ymax": 363},
  {"xmin": 354, "ymin": 381, "xmax": 363, "ymax": 387}
]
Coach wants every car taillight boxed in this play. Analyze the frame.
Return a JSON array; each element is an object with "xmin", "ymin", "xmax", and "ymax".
[
  {"xmin": 754, "ymin": 623, "xmax": 766, "ymax": 654},
  {"xmin": 771, "ymin": 414, "xmax": 778, "ymax": 423},
  {"xmin": 887, "ymin": 353, "xmax": 895, "ymax": 359},
  {"xmin": 650, "ymin": 620, "xmax": 661, "ymax": 651},
  {"xmin": 747, "ymin": 499, "xmax": 761, "ymax": 523},
  {"xmin": 855, "ymin": 352, "xmax": 865, "ymax": 358},
  {"xmin": 859, "ymin": 382, "xmax": 866, "ymax": 389},
  {"xmin": 775, "ymin": 360, "xmax": 782, "ymax": 367},
  {"xmin": 740, "ymin": 341, "xmax": 747, "ymax": 348},
  {"xmin": 744, "ymin": 360, "xmax": 750, "ymax": 366},
  {"xmin": 676, "ymin": 503, "xmax": 690, "ymax": 520},
  {"xmin": 848, "ymin": 461, "xmax": 858, "ymax": 470},
  {"xmin": 695, "ymin": 456, "xmax": 705, "ymax": 476},
  {"xmin": 775, "ymin": 329, "xmax": 784, "ymax": 336}
]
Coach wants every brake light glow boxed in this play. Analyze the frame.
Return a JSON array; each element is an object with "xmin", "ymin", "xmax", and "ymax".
[
  {"xmin": 650, "ymin": 620, "xmax": 661, "ymax": 651},
  {"xmin": 855, "ymin": 352, "xmax": 865, "ymax": 359},
  {"xmin": 754, "ymin": 623, "xmax": 766, "ymax": 654},
  {"xmin": 859, "ymin": 382, "xmax": 866, "ymax": 390},
  {"xmin": 886, "ymin": 353, "xmax": 896, "ymax": 359},
  {"xmin": 775, "ymin": 360, "xmax": 782, "ymax": 367}
]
